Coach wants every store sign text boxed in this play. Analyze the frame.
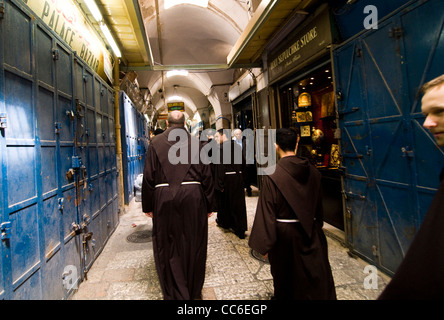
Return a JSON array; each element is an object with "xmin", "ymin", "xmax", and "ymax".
[
  {"xmin": 22, "ymin": 0, "xmax": 104, "ymax": 73},
  {"xmin": 270, "ymin": 27, "xmax": 318, "ymax": 71}
]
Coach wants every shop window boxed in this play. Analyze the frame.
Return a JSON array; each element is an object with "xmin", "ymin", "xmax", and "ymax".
[{"xmin": 288, "ymin": 67, "xmax": 340, "ymax": 169}]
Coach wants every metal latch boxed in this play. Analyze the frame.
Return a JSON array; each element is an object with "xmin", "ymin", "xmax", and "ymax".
[
  {"xmin": 0, "ymin": 113, "xmax": 6, "ymax": 129},
  {"xmin": 52, "ymin": 48, "xmax": 59, "ymax": 60},
  {"xmin": 72, "ymin": 156, "xmax": 82, "ymax": 169},
  {"xmin": 1, "ymin": 221, "xmax": 12, "ymax": 240},
  {"xmin": 55, "ymin": 122, "xmax": 62, "ymax": 134},
  {"xmin": 58, "ymin": 197, "xmax": 64, "ymax": 211},
  {"xmin": 401, "ymin": 146, "xmax": 414, "ymax": 158}
]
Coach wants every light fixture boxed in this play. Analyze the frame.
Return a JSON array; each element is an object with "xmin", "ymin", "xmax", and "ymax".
[
  {"xmin": 168, "ymin": 95, "xmax": 184, "ymax": 102},
  {"xmin": 84, "ymin": 0, "xmax": 103, "ymax": 21},
  {"xmin": 166, "ymin": 70, "xmax": 189, "ymax": 77},
  {"xmin": 83, "ymin": 0, "xmax": 121, "ymax": 58},
  {"xmin": 164, "ymin": 0, "xmax": 209, "ymax": 9},
  {"xmin": 100, "ymin": 22, "xmax": 122, "ymax": 57}
]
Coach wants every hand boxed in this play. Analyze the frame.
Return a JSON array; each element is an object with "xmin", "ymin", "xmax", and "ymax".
[{"xmin": 145, "ymin": 212, "xmax": 153, "ymax": 218}]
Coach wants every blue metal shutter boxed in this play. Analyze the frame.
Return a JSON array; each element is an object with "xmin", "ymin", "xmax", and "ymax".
[{"xmin": 333, "ymin": 0, "xmax": 444, "ymax": 274}]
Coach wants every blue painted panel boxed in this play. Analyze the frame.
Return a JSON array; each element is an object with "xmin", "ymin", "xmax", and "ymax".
[
  {"xmin": 0, "ymin": 0, "xmax": 118, "ymax": 299},
  {"xmin": 41, "ymin": 147, "xmax": 57, "ymax": 195},
  {"xmin": 37, "ymin": 87, "xmax": 55, "ymax": 141},
  {"xmin": 334, "ymin": 0, "xmax": 444, "ymax": 274},
  {"xmin": 10, "ymin": 204, "xmax": 40, "ymax": 290},
  {"xmin": 4, "ymin": 71, "xmax": 34, "ymax": 141},
  {"xmin": 119, "ymin": 91, "xmax": 148, "ymax": 204},
  {"xmin": 3, "ymin": 2, "xmax": 31, "ymax": 74},
  {"xmin": 7, "ymin": 145, "xmax": 36, "ymax": 206},
  {"xmin": 85, "ymin": 71, "xmax": 94, "ymax": 108},
  {"xmin": 36, "ymin": 25, "xmax": 54, "ymax": 87},
  {"xmin": 96, "ymin": 115, "xmax": 103, "ymax": 146},
  {"xmin": 56, "ymin": 44, "xmax": 72, "ymax": 95},
  {"xmin": 94, "ymin": 78, "xmax": 101, "ymax": 112},
  {"xmin": 333, "ymin": 0, "xmax": 412, "ymax": 41}
]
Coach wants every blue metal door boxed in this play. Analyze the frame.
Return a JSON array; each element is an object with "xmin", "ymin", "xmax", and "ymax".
[
  {"xmin": 74, "ymin": 61, "xmax": 119, "ymax": 272},
  {"xmin": 333, "ymin": 0, "xmax": 444, "ymax": 274},
  {"xmin": 0, "ymin": 0, "xmax": 117, "ymax": 299},
  {"xmin": 119, "ymin": 92, "xmax": 148, "ymax": 204}
]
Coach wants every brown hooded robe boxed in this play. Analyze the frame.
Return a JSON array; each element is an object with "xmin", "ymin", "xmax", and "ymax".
[
  {"xmin": 378, "ymin": 168, "xmax": 444, "ymax": 299},
  {"xmin": 249, "ymin": 156, "xmax": 336, "ymax": 300},
  {"xmin": 142, "ymin": 127, "xmax": 216, "ymax": 300},
  {"xmin": 214, "ymin": 139, "xmax": 248, "ymax": 237}
]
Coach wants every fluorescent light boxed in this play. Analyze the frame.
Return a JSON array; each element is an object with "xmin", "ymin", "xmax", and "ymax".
[
  {"xmin": 168, "ymin": 95, "xmax": 183, "ymax": 102},
  {"xmin": 166, "ymin": 70, "xmax": 189, "ymax": 77},
  {"xmin": 100, "ymin": 23, "xmax": 122, "ymax": 57},
  {"xmin": 164, "ymin": 0, "xmax": 209, "ymax": 10},
  {"xmin": 84, "ymin": 0, "xmax": 103, "ymax": 22}
]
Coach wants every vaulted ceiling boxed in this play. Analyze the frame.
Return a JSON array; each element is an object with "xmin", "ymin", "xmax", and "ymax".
[{"xmin": 77, "ymin": 0, "xmax": 323, "ymax": 125}]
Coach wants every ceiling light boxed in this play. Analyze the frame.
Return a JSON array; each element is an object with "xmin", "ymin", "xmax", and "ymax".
[
  {"xmin": 166, "ymin": 70, "xmax": 189, "ymax": 77},
  {"xmin": 164, "ymin": 0, "xmax": 208, "ymax": 9},
  {"xmin": 100, "ymin": 22, "xmax": 121, "ymax": 57},
  {"xmin": 168, "ymin": 95, "xmax": 184, "ymax": 102},
  {"xmin": 84, "ymin": 0, "xmax": 103, "ymax": 22}
]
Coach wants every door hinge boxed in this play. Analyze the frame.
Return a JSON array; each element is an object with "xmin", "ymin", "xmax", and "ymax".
[
  {"xmin": 389, "ymin": 27, "xmax": 403, "ymax": 39},
  {"xmin": 1, "ymin": 221, "xmax": 12, "ymax": 240}
]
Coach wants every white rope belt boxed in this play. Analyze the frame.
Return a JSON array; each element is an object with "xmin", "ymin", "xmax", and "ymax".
[
  {"xmin": 155, "ymin": 181, "xmax": 201, "ymax": 188},
  {"xmin": 225, "ymin": 171, "xmax": 242, "ymax": 175},
  {"xmin": 276, "ymin": 219, "xmax": 300, "ymax": 223},
  {"xmin": 276, "ymin": 218, "xmax": 317, "ymax": 223}
]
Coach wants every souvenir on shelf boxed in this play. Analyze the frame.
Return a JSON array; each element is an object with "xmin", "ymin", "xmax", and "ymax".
[
  {"xmin": 298, "ymin": 92, "xmax": 311, "ymax": 107},
  {"xmin": 311, "ymin": 128, "xmax": 324, "ymax": 145},
  {"xmin": 300, "ymin": 125, "xmax": 311, "ymax": 137},
  {"xmin": 296, "ymin": 112, "xmax": 307, "ymax": 122},
  {"xmin": 329, "ymin": 144, "xmax": 340, "ymax": 168}
]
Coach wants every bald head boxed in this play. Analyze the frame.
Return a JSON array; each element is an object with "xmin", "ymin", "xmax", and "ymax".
[{"xmin": 167, "ymin": 111, "xmax": 185, "ymax": 127}]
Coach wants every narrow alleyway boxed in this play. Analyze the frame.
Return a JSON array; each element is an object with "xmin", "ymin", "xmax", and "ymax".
[{"xmin": 72, "ymin": 188, "xmax": 390, "ymax": 300}]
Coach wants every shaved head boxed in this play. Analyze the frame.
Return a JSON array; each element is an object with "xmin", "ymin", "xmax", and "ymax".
[{"xmin": 167, "ymin": 111, "xmax": 185, "ymax": 127}]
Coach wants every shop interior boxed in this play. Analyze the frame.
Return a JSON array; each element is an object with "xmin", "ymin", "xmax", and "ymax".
[{"xmin": 278, "ymin": 65, "xmax": 344, "ymax": 231}]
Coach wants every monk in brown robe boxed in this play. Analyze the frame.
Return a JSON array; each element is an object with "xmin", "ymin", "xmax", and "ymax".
[
  {"xmin": 249, "ymin": 128, "xmax": 336, "ymax": 300},
  {"xmin": 379, "ymin": 75, "xmax": 444, "ymax": 299},
  {"xmin": 213, "ymin": 129, "xmax": 248, "ymax": 239},
  {"xmin": 142, "ymin": 111, "xmax": 216, "ymax": 300}
]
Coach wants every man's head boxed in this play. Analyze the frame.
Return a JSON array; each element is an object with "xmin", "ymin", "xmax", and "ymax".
[
  {"xmin": 167, "ymin": 111, "xmax": 185, "ymax": 128},
  {"xmin": 214, "ymin": 129, "xmax": 228, "ymax": 144},
  {"xmin": 275, "ymin": 128, "xmax": 298, "ymax": 153},
  {"xmin": 421, "ymin": 74, "xmax": 444, "ymax": 147},
  {"xmin": 233, "ymin": 128, "xmax": 243, "ymax": 141}
]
